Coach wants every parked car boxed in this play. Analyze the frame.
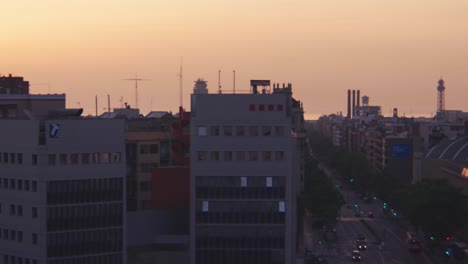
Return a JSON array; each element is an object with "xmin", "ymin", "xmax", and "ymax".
[{"xmin": 351, "ymin": 250, "xmax": 362, "ymax": 261}]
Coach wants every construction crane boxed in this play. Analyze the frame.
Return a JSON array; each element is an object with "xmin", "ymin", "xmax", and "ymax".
[{"xmin": 124, "ymin": 73, "xmax": 149, "ymax": 109}]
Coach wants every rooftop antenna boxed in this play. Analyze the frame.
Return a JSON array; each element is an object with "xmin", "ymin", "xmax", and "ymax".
[
  {"xmin": 233, "ymin": 70, "xmax": 236, "ymax": 94},
  {"xmin": 119, "ymin": 96, "xmax": 123, "ymax": 108},
  {"xmin": 177, "ymin": 57, "xmax": 183, "ymax": 108},
  {"xmin": 218, "ymin": 70, "xmax": 222, "ymax": 94},
  {"xmin": 124, "ymin": 73, "xmax": 149, "ymax": 109}
]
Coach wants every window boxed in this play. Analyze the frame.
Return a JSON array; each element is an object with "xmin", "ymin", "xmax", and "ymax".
[
  {"xmin": 240, "ymin": 177, "xmax": 247, "ymax": 187},
  {"xmin": 275, "ymin": 151, "xmax": 284, "ymax": 160},
  {"xmin": 32, "ymin": 154, "xmax": 37, "ymax": 166},
  {"xmin": 10, "ymin": 230, "xmax": 16, "ymax": 241},
  {"xmin": 139, "ymin": 181, "xmax": 152, "ymax": 192},
  {"xmin": 113, "ymin": 152, "xmax": 122, "ymax": 163},
  {"xmin": 277, "ymin": 104, "xmax": 283, "ymax": 111},
  {"xmin": 223, "ymin": 126, "xmax": 233, "ymax": 136},
  {"xmin": 17, "ymin": 205, "xmax": 22, "ymax": 216},
  {"xmin": 32, "ymin": 181, "xmax": 37, "ymax": 192},
  {"xmin": 17, "ymin": 180, "xmax": 22, "ymax": 190},
  {"xmin": 18, "ymin": 231, "xmax": 23, "ymax": 242},
  {"xmin": 92, "ymin": 152, "xmax": 100, "ymax": 164},
  {"xmin": 32, "ymin": 207, "xmax": 38, "ymax": 218},
  {"xmin": 268, "ymin": 104, "xmax": 274, "ymax": 111},
  {"xmin": 249, "ymin": 151, "xmax": 258, "ymax": 161},
  {"xmin": 275, "ymin": 126, "xmax": 285, "ymax": 136},
  {"xmin": 279, "ymin": 201, "xmax": 285, "ymax": 212},
  {"xmin": 3, "ymin": 152, "xmax": 8, "ymax": 163},
  {"xmin": 149, "ymin": 144, "xmax": 158, "ymax": 154},
  {"xmin": 102, "ymin": 152, "xmax": 110, "ymax": 163},
  {"xmin": 4, "ymin": 229, "xmax": 8, "ymax": 239},
  {"xmin": 198, "ymin": 127, "xmax": 208, "ymax": 136},
  {"xmin": 3, "ymin": 178, "xmax": 8, "ymax": 188},
  {"xmin": 24, "ymin": 180, "xmax": 30, "ymax": 191},
  {"xmin": 223, "ymin": 151, "xmax": 232, "ymax": 161},
  {"xmin": 259, "ymin": 104, "xmax": 265, "ymax": 111},
  {"xmin": 70, "ymin": 153, "xmax": 79, "ymax": 164},
  {"xmin": 10, "ymin": 179, "xmax": 15, "ymax": 189},
  {"xmin": 210, "ymin": 151, "xmax": 219, "ymax": 161},
  {"xmin": 262, "ymin": 151, "xmax": 271, "ymax": 161},
  {"xmin": 197, "ymin": 151, "xmax": 207, "ymax": 161},
  {"xmin": 249, "ymin": 104, "xmax": 255, "ymax": 111},
  {"xmin": 266, "ymin": 177, "xmax": 273, "ymax": 187},
  {"xmin": 236, "ymin": 126, "xmax": 245, "ymax": 136},
  {"xmin": 10, "ymin": 153, "xmax": 15, "ymax": 164},
  {"xmin": 32, "ymin": 233, "xmax": 37, "ymax": 244},
  {"xmin": 48, "ymin": 154, "xmax": 56, "ymax": 165},
  {"xmin": 262, "ymin": 126, "xmax": 272, "ymax": 136},
  {"xmin": 236, "ymin": 151, "xmax": 245, "ymax": 161},
  {"xmin": 17, "ymin": 154, "xmax": 23, "ymax": 164},
  {"xmin": 81, "ymin": 153, "xmax": 90, "ymax": 164},
  {"xmin": 59, "ymin": 154, "xmax": 67, "ymax": 165},
  {"xmin": 139, "ymin": 144, "xmax": 150, "ymax": 154},
  {"xmin": 210, "ymin": 126, "xmax": 220, "ymax": 136},
  {"xmin": 249, "ymin": 126, "xmax": 258, "ymax": 136},
  {"xmin": 202, "ymin": 201, "xmax": 209, "ymax": 212},
  {"xmin": 10, "ymin": 204, "xmax": 15, "ymax": 215}
]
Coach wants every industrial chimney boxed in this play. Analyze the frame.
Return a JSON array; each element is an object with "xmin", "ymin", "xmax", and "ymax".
[
  {"xmin": 356, "ymin": 90, "xmax": 360, "ymax": 117},
  {"xmin": 347, "ymin": 90, "xmax": 351, "ymax": 119},
  {"xmin": 352, "ymin": 90, "xmax": 356, "ymax": 119}
]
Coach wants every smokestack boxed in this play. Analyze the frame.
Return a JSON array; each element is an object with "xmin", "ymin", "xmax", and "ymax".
[
  {"xmin": 356, "ymin": 90, "xmax": 360, "ymax": 116},
  {"xmin": 95, "ymin": 95, "xmax": 98, "ymax": 117},
  {"xmin": 352, "ymin": 90, "xmax": 356, "ymax": 118},
  {"xmin": 347, "ymin": 90, "xmax": 351, "ymax": 119}
]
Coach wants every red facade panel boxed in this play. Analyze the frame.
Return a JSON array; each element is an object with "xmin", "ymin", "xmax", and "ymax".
[{"xmin": 152, "ymin": 167, "xmax": 189, "ymax": 209}]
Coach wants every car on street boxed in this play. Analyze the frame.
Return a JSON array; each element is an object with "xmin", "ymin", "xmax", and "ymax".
[
  {"xmin": 356, "ymin": 240, "xmax": 368, "ymax": 250},
  {"xmin": 351, "ymin": 250, "xmax": 362, "ymax": 261}
]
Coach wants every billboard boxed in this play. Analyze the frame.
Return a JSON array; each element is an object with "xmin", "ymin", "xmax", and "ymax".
[{"xmin": 391, "ymin": 143, "xmax": 411, "ymax": 157}]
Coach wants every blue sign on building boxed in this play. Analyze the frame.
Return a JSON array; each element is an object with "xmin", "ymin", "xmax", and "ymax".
[{"xmin": 391, "ymin": 144, "xmax": 411, "ymax": 157}]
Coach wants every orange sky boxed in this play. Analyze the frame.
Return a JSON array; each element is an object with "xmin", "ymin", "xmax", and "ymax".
[{"xmin": 1, "ymin": 0, "xmax": 467, "ymax": 119}]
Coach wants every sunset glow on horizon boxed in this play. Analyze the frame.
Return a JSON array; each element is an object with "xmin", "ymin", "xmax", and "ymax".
[{"xmin": 1, "ymin": 0, "xmax": 467, "ymax": 118}]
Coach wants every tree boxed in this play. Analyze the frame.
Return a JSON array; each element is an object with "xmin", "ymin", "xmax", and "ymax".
[{"xmin": 398, "ymin": 179, "xmax": 467, "ymax": 236}]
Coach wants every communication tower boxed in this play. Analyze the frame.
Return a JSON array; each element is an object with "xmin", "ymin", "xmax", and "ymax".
[{"xmin": 437, "ymin": 78, "xmax": 445, "ymax": 113}]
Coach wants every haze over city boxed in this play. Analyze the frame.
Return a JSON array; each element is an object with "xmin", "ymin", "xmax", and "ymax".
[{"xmin": 1, "ymin": 0, "xmax": 467, "ymax": 119}]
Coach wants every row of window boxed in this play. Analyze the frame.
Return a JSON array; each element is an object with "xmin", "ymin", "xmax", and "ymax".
[
  {"xmin": 198, "ymin": 126, "xmax": 285, "ymax": 137},
  {"xmin": 196, "ymin": 236, "xmax": 285, "ymax": 249},
  {"xmin": 196, "ymin": 249, "xmax": 284, "ymax": 264},
  {"xmin": 0, "ymin": 228, "xmax": 37, "ymax": 244},
  {"xmin": 197, "ymin": 151, "xmax": 285, "ymax": 161},
  {"xmin": 47, "ymin": 229, "xmax": 123, "ymax": 257},
  {"xmin": 0, "ymin": 203, "xmax": 38, "ymax": 218},
  {"xmin": 248, "ymin": 104, "xmax": 284, "ymax": 112},
  {"xmin": 196, "ymin": 212, "xmax": 285, "ymax": 224},
  {"xmin": 196, "ymin": 187, "xmax": 285, "ymax": 200},
  {"xmin": 3, "ymin": 255, "xmax": 37, "ymax": 264},
  {"xmin": 0, "ymin": 152, "xmax": 122, "ymax": 166},
  {"xmin": 48, "ymin": 152, "xmax": 122, "ymax": 166},
  {"xmin": 0, "ymin": 178, "xmax": 38, "ymax": 192},
  {"xmin": 47, "ymin": 203, "xmax": 123, "ymax": 231},
  {"xmin": 47, "ymin": 178, "xmax": 123, "ymax": 205},
  {"xmin": 196, "ymin": 176, "xmax": 285, "ymax": 188},
  {"xmin": 0, "ymin": 153, "xmax": 23, "ymax": 165},
  {"xmin": 48, "ymin": 254, "xmax": 122, "ymax": 264},
  {"xmin": 197, "ymin": 200, "xmax": 285, "ymax": 213},
  {"xmin": 139, "ymin": 144, "xmax": 159, "ymax": 155}
]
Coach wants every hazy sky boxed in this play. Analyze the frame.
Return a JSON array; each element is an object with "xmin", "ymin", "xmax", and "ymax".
[{"xmin": 1, "ymin": 0, "xmax": 467, "ymax": 119}]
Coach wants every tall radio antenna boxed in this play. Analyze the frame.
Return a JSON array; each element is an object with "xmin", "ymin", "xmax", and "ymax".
[
  {"xmin": 218, "ymin": 70, "xmax": 222, "ymax": 94},
  {"xmin": 124, "ymin": 73, "xmax": 150, "ymax": 109},
  {"xmin": 177, "ymin": 57, "xmax": 183, "ymax": 108}
]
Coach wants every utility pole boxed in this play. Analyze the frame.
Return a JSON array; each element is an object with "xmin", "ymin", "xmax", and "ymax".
[{"xmin": 124, "ymin": 73, "xmax": 149, "ymax": 109}]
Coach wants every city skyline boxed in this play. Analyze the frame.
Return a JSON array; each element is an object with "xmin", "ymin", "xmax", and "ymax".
[{"xmin": 1, "ymin": 0, "xmax": 467, "ymax": 119}]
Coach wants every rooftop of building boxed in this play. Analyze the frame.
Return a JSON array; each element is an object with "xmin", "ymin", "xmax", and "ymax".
[{"xmin": 426, "ymin": 136, "xmax": 468, "ymax": 164}]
